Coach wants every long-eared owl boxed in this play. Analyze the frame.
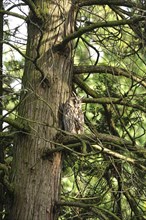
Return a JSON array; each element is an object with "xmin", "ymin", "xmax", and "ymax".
[{"xmin": 63, "ymin": 93, "xmax": 84, "ymax": 134}]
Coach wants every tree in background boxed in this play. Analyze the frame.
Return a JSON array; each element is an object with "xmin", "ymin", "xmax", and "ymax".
[
  {"xmin": 0, "ymin": 0, "xmax": 146, "ymax": 219},
  {"xmin": 0, "ymin": 0, "xmax": 4, "ymax": 219}
]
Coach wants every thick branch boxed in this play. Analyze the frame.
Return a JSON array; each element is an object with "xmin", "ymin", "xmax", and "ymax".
[
  {"xmin": 73, "ymin": 65, "xmax": 146, "ymax": 88},
  {"xmin": 74, "ymin": 76, "xmax": 146, "ymax": 113},
  {"xmin": 43, "ymin": 133, "xmax": 146, "ymax": 170},
  {"xmin": 22, "ymin": 0, "xmax": 42, "ymax": 20},
  {"xmin": 0, "ymin": 9, "xmax": 26, "ymax": 20},
  {"xmin": 53, "ymin": 16, "xmax": 144, "ymax": 51},
  {"xmin": 57, "ymin": 201, "xmax": 121, "ymax": 219},
  {"xmin": 2, "ymin": 117, "xmax": 30, "ymax": 133},
  {"xmin": 77, "ymin": 0, "xmax": 138, "ymax": 8},
  {"xmin": 92, "ymin": 144, "xmax": 146, "ymax": 171},
  {"xmin": 74, "ymin": 75, "xmax": 98, "ymax": 97},
  {"xmin": 63, "ymin": 133, "xmax": 141, "ymax": 152},
  {"xmin": 83, "ymin": 97, "xmax": 146, "ymax": 113}
]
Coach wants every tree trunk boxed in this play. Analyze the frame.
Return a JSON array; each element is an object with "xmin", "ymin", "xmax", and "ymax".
[{"xmin": 8, "ymin": 1, "xmax": 75, "ymax": 219}]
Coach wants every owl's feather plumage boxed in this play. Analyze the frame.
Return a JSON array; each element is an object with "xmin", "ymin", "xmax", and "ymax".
[{"xmin": 63, "ymin": 94, "xmax": 84, "ymax": 134}]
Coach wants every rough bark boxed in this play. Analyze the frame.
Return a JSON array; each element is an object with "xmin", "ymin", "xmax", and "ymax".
[{"xmin": 8, "ymin": 1, "xmax": 75, "ymax": 219}]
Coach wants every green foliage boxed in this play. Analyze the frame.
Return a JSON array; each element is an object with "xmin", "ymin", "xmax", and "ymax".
[
  {"xmin": 61, "ymin": 2, "xmax": 146, "ymax": 219},
  {"xmin": 0, "ymin": 0, "xmax": 146, "ymax": 219}
]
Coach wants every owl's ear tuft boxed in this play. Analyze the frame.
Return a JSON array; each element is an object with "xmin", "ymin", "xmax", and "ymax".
[
  {"xmin": 71, "ymin": 91, "xmax": 84, "ymax": 102},
  {"xmin": 63, "ymin": 93, "xmax": 84, "ymax": 134},
  {"xmin": 71, "ymin": 91, "xmax": 77, "ymax": 97}
]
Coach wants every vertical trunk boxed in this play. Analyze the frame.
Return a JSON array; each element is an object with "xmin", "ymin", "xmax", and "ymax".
[
  {"xmin": 0, "ymin": 0, "xmax": 4, "ymax": 219},
  {"xmin": 8, "ymin": 1, "xmax": 75, "ymax": 219}
]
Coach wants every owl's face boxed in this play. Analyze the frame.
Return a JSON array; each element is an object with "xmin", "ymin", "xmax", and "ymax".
[
  {"xmin": 69, "ymin": 97, "xmax": 81, "ymax": 108},
  {"xmin": 63, "ymin": 94, "xmax": 84, "ymax": 134}
]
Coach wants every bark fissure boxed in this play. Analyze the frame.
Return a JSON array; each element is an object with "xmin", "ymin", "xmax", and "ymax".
[{"xmin": 8, "ymin": 1, "xmax": 76, "ymax": 219}]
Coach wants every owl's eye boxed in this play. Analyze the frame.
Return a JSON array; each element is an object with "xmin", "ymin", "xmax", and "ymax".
[{"xmin": 63, "ymin": 95, "xmax": 84, "ymax": 134}]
